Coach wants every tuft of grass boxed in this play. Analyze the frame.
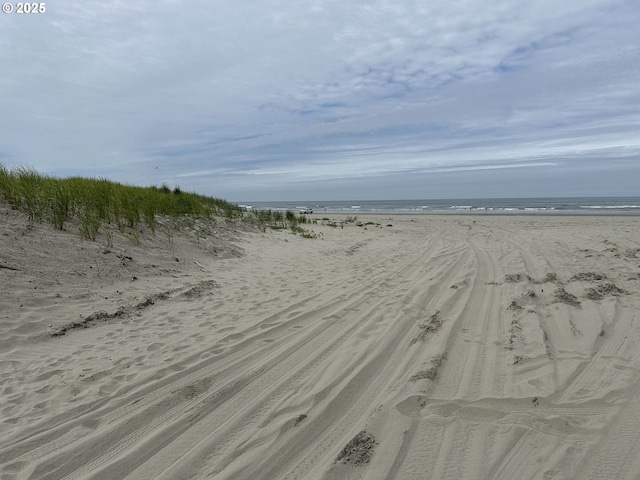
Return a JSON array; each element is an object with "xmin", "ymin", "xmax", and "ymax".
[
  {"xmin": 16, "ymin": 166, "xmax": 47, "ymax": 222},
  {"xmin": 128, "ymin": 230, "xmax": 141, "ymax": 246},
  {"xmin": 285, "ymin": 210, "xmax": 298, "ymax": 227},
  {"xmin": 142, "ymin": 197, "xmax": 157, "ymax": 233},
  {"xmin": 244, "ymin": 208, "xmax": 315, "ymax": 233},
  {"xmin": 51, "ymin": 183, "xmax": 71, "ymax": 230},
  {"xmin": 289, "ymin": 225, "xmax": 319, "ymax": 238},
  {"xmin": 79, "ymin": 208, "xmax": 100, "ymax": 241},
  {"xmin": 320, "ymin": 219, "xmax": 338, "ymax": 227}
]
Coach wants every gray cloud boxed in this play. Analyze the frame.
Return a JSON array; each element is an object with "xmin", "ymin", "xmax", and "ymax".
[{"xmin": 1, "ymin": 0, "xmax": 638, "ymax": 200}]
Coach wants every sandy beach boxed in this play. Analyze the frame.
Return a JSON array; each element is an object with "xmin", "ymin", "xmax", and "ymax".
[{"xmin": 1, "ymin": 206, "xmax": 640, "ymax": 479}]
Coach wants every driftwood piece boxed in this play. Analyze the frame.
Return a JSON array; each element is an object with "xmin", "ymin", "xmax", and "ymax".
[{"xmin": 0, "ymin": 263, "xmax": 19, "ymax": 271}]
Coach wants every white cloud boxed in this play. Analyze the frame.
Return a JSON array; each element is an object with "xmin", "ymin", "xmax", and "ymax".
[{"xmin": 0, "ymin": 0, "xmax": 639, "ymax": 198}]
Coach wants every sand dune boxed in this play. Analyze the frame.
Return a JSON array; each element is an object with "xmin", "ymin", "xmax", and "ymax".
[{"xmin": 2, "ymin": 210, "xmax": 640, "ymax": 479}]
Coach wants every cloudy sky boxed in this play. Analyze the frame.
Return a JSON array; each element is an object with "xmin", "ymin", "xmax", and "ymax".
[{"xmin": 1, "ymin": 0, "xmax": 639, "ymax": 201}]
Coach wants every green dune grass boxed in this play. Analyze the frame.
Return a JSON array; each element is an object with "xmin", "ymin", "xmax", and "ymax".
[
  {"xmin": 0, "ymin": 164, "xmax": 243, "ymax": 238},
  {"xmin": 0, "ymin": 164, "xmax": 315, "ymax": 240}
]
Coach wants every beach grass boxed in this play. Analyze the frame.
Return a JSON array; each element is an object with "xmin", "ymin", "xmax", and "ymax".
[
  {"xmin": 245, "ymin": 207, "xmax": 313, "ymax": 235},
  {"xmin": 0, "ymin": 164, "xmax": 244, "ymax": 237},
  {"xmin": 0, "ymin": 163, "xmax": 318, "ymax": 240}
]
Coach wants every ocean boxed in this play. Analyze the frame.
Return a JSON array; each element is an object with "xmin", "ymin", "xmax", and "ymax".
[{"xmin": 240, "ymin": 197, "xmax": 640, "ymax": 215}]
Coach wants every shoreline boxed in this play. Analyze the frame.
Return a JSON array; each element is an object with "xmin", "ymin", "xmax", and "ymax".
[
  {"xmin": 241, "ymin": 196, "xmax": 640, "ymax": 216},
  {"xmin": 309, "ymin": 211, "xmax": 640, "ymax": 216}
]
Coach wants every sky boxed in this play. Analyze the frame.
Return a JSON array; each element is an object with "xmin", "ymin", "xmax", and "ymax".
[{"xmin": 1, "ymin": 0, "xmax": 639, "ymax": 201}]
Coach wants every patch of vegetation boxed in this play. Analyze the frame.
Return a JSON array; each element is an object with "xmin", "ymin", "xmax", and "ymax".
[
  {"xmin": 300, "ymin": 230, "xmax": 319, "ymax": 239},
  {"xmin": 1, "ymin": 164, "xmax": 328, "ymax": 244},
  {"xmin": 247, "ymin": 208, "xmax": 311, "ymax": 231},
  {"xmin": 289, "ymin": 224, "xmax": 318, "ymax": 238},
  {"xmin": 241, "ymin": 208, "xmax": 319, "ymax": 238},
  {"xmin": 0, "ymin": 164, "xmax": 243, "ymax": 239},
  {"xmin": 79, "ymin": 208, "xmax": 101, "ymax": 241}
]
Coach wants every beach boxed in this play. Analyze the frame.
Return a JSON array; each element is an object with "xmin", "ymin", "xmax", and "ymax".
[{"xmin": 1, "ymin": 208, "xmax": 640, "ymax": 479}]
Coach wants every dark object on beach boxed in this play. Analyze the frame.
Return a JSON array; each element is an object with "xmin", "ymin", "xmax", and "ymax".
[{"xmin": 336, "ymin": 431, "xmax": 377, "ymax": 465}]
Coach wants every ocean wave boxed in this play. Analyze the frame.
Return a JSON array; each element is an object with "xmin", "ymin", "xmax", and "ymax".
[{"xmin": 580, "ymin": 205, "xmax": 640, "ymax": 209}]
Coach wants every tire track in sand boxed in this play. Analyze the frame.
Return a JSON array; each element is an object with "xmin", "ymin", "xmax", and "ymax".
[
  {"xmin": 1, "ymin": 234, "xmax": 449, "ymax": 465},
  {"xmin": 125, "ymin": 236, "xmax": 472, "ymax": 480},
  {"xmin": 1, "ymin": 231, "xmax": 468, "ymax": 479}
]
